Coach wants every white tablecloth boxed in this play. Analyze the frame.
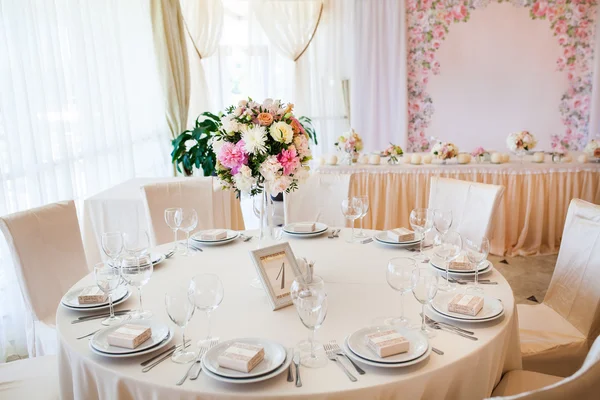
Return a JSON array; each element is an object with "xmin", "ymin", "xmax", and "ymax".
[{"xmin": 57, "ymin": 229, "xmax": 521, "ymax": 399}]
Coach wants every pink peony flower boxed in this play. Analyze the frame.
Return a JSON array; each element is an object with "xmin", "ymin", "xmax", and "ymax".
[
  {"xmin": 217, "ymin": 141, "xmax": 248, "ymax": 174},
  {"xmin": 451, "ymin": 4, "xmax": 468, "ymax": 21},
  {"xmin": 433, "ymin": 24, "xmax": 445, "ymax": 40},
  {"xmin": 277, "ymin": 147, "xmax": 301, "ymax": 175},
  {"xmin": 555, "ymin": 19, "xmax": 568, "ymax": 35},
  {"xmin": 532, "ymin": 1, "xmax": 548, "ymax": 18}
]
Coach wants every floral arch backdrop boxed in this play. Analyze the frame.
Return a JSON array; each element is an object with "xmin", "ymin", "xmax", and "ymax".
[{"xmin": 406, "ymin": 0, "xmax": 598, "ymax": 152}]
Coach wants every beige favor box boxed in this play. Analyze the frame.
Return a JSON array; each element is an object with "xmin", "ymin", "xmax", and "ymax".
[
  {"xmin": 293, "ymin": 222, "xmax": 315, "ymax": 233},
  {"xmin": 366, "ymin": 330, "xmax": 410, "ymax": 358},
  {"xmin": 218, "ymin": 342, "xmax": 265, "ymax": 373},
  {"xmin": 448, "ymin": 294, "xmax": 484, "ymax": 316},
  {"xmin": 107, "ymin": 324, "xmax": 152, "ymax": 349},
  {"xmin": 449, "ymin": 255, "xmax": 472, "ymax": 271},
  {"xmin": 78, "ymin": 286, "xmax": 107, "ymax": 304},
  {"xmin": 199, "ymin": 229, "xmax": 228, "ymax": 240},
  {"xmin": 387, "ymin": 228, "xmax": 415, "ymax": 242}
]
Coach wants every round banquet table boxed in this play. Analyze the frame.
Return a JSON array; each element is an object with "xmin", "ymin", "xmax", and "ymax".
[{"xmin": 57, "ymin": 229, "xmax": 522, "ymax": 400}]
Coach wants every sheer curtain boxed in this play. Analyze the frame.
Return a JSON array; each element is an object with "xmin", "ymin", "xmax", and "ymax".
[{"xmin": 0, "ymin": 0, "xmax": 170, "ymax": 361}]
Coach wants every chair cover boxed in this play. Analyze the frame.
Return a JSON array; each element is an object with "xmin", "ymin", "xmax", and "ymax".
[
  {"xmin": 0, "ymin": 355, "xmax": 58, "ymax": 398},
  {"xmin": 284, "ymin": 173, "xmax": 351, "ymax": 227},
  {"xmin": 427, "ymin": 177, "xmax": 505, "ymax": 240},
  {"xmin": 489, "ymin": 335, "xmax": 600, "ymax": 399},
  {"xmin": 141, "ymin": 177, "xmax": 244, "ymax": 246},
  {"xmin": 0, "ymin": 201, "xmax": 88, "ymax": 357},
  {"xmin": 518, "ymin": 199, "xmax": 600, "ymax": 376}
]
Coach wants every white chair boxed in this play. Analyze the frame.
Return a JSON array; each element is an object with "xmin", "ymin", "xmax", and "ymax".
[
  {"xmin": 0, "ymin": 201, "xmax": 89, "ymax": 357},
  {"xmin": 517, "ymin": 199, "xmax": 600, "ymax": 377},
  {"xmin": 427, "ymin": 177, "xmax": 504, "ymax": 240},
  {"xmin": 284, "ymin": 173, "xmax": 351, "ymax": 227},
  {"xmin": 0, "ymin": 355, "xmax": 58, "ymax": 398},
  {"xmin": 488, "ymin": 335, "xmax": 600, "ymax": 399},
  {"xmin": 141, "ymin": 177, "xmax": 245, "ymax": 246}
]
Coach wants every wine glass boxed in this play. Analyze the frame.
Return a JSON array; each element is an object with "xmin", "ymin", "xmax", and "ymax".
[
  {"xmin": 409, "ymin": 208, "xmax": 434, "ymax": 261},
  {"xmin": 355, "ymin": 195, "xmax": 369, "ymax": 238},
  {"xmin": 385, "ymin": 257, "xmax": 417, "ymax": 327},
  {"xmin": 164, "ymin": 207, "xmax": 183, "ymax": 254},
  {"xmin": 124, "ymin": 229, "xmax": 150, "ymax": 258},
  {"xmin": 290, "ymin": 275, "xmax": 328, "ymax": 368},
  {"xmin": 165, "ymin": 285, "xmax": 196, "ymax": 363},
  {"xmin": 179, "ymin": 208, "xmax": 198, "ymax": 256},
  {"xmin": 464, "ymin": 236, "xmax": 490, "ymax": 295},
  {"xmin": 94, "ymin": 262, "xmax": 124, "ymax": 326},
  {"xmin": 121, "ymin": 254, "xmax": 153, "ymax": 319},
  {"xmin": 101, "ymin": 231, "xmax": 123, "ymax": 267},
  {"xmin": 341, "ymin": 197, "xmax": 363, "ymax": 243},
  {"xmin": 189, "ymin": 274, "xmax": 224, "ymax": 348},
  {"xmin": 411, "ymin": 267, "xmax": 439, "ymax": 338},
  {"xmin": 433, "ymin": 209, "xmax": 453, "ymax": 236},
  {"xmin": 433, "ymin": 231, "xmax": 463, "ymax": 291}
]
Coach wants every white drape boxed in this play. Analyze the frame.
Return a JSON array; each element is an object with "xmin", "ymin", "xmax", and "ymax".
[{"xmin": 0, "ymin": 0, "xmax": 170, "ymax": 361}]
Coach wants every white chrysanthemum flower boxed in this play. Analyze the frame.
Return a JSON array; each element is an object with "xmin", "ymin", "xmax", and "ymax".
[
  {"xmin": 233, "ymin": 166, "xmax": 256, "ymax": 193},
  {"xmin": 270, "ymin": 121, "xmax": 294, "ymax": 144},
  {"xmin": 259, "ymin": 155, "xmax": 283, "ymax": 182},
  {"xmin": 241, "ymin": 125, "xmax": 268, "ymax": 155},
  {"xmin": 222, "ymin": 114, "xmax": 241, "ymax": 135}
]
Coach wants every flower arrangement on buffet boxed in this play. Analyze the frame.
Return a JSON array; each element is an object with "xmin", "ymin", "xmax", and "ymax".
[
  {"xmin": 335, "ymin": 129, "xmax": 363, "ymax": 164},
  {"xmin": 381, "ymin": 143, "xmax": 404, "ymax": 164},
  {"xmin": 584, "ymin": 139, "xmax": 600, "ymax": 159},
  {"xmin": 431, "ymin": 141, "xmax": 459, "ymax": 160}
]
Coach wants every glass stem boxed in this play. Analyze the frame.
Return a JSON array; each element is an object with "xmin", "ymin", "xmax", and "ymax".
[
  {"xmin": 419, "ymin": 234, "xmax": 424, "ymax": 257},
  {"xmin": 421, "ymin": 303, "xmax": 426, "ymax": 332},
  {"xmin": 173, "ymin": 229, "xmax": 178, "ymax": 252},
  {"xmin": 309, "ymin": 328, "xmax": 316, "ymax": 359},
  {"xmin": 138, "ymin": 287, "xmax": 143, "ymax": 313},
  {"xmin": 446, "ymin": 258, "xmax": 450, "ymax": 282},
  {"xmin": 108, "ymin": 293, "xmax": 114, "ymax": 318},
  {"xmin": 360, "ymin": 216, "xmax": 364, "ymax": 235},
  {"xmin": 400, "ymin": 292, "xmax": 405, "ymax": 320},
  {"xmin": 206, "ymin": 311, "xmax": 212, "ymax": 340},
  {"xmin": 474, "ymin": 261, "xmax": 479, "ymax": 286},
  {"xmin": 185, "ymin": 232, "xmax": 190, "ymax": 255}
]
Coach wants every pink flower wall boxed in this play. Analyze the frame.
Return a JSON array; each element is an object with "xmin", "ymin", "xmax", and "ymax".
[{"xmin": 406, "ymin": 0, "xmax": 598, "ymax": 152}]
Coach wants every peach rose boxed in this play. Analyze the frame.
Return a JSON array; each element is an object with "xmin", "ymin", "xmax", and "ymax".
[{"xmin": 257, "ymin": 112, "xmax": 273, "ymax": 126}]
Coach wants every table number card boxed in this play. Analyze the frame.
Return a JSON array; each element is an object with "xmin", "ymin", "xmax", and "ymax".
[{"xmin": 250, "ymin": 243, "xmax": 302, "ymax": 310}]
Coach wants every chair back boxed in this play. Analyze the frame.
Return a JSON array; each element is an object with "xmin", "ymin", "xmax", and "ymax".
[
  {"xmin": 0, "ymin": 200, "xmax": 88, "ymax": 326},
  {"xmin": 284, "ymin": 173, "xmax": 351, "ymax": 227},
  {"xmin": 427, "ymin": 177, "xmax": 504, "ymax": 240},
  {"xmin": 544, "ymin": 199, "xmax": 600, "ymax": 340}
]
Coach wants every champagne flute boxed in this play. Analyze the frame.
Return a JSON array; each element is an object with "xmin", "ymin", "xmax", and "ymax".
[
  {"xmin": 165, "ymin": 286, "xmax": 197, "ymax": 363},
  {"xmin": 434, "ymin": 231, "xmax": 463, "ymax": 291},
  {"xmin": 341, "ymin": 197, "xmax": 363, "ymax": 243},
  {"xmin": 464, "ymin": 236, "xmax": 490, "ymax": 295},
  {"xmin": 101, "ymin": 231, "xmax": 123, "ymax": 267},
  {"xmin": 189, "ymin": 274, "xmax": 224, "ymax": 348},
  {"xmin": 411, "ymin": 267, "xmax": 439, "ymax": 337},
  {"xmin": 179, "ymin": 208, "xmax": 198, "ymax": 256},
  {"xmin": 355, "ymin": 195, "xmax": 369, "ymax": 238},
  {"xmin": 385, "ymin": 257, "xmax": 417, "ymax": 327},
  {"xmin": 433, "ymin": 209, "xmax": 453, "ymax": 235},
  {"xmin": 121, "ymin": 255, "xmax": 153, "ymax": 319},
  {"xmin": 290, "ymin": 276, "xmax": 328, "ymax": 368},
  {"xmin": 409, "ymin": 208, "xmax": 434, "ymax": 261},
  {"xmin": 164, "ymin": 207, "xmax": 183, "ymax": 254},
  {"xmin": 94, "ymin": 262, "xmax": 124, "ymax": 326}
]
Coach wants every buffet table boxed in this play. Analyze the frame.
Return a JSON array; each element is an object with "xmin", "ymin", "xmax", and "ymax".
[
  {"xmin": 57, "ymin": 229, "xmax": 521, "ymax": 399},
  {"xmin": 316, "ymin": 157, "xmax": 600, "ymax": 256}
]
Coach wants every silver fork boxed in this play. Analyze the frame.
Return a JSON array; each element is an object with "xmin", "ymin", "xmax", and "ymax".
[
  {"xmin": 324, "ymin": 343, "xmax": 357, "ymax": 382},
  {"xmin": 328, "ymin": 340, "xmax": 365, "ymax": 375},
  {"xmin": 177, "ymin": 345, "xmax": 207, "ymax": 386},
  {"xmin": 189, "ymin": 338, "xmax": 219, "ymax": 380}
]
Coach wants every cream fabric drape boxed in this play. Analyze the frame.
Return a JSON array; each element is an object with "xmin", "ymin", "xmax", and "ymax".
[
  {"xmin": 151, "ymin": 0, "xmax": 191, "ymax": 140},
  {"xmin": 180, "ymin": 0, "xmax": 224, "ymax": 125}
]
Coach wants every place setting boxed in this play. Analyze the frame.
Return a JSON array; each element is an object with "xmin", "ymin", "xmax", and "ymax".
[{"xmin": 282, "ymin": 222, "xmax": 329, "ymax": 238}]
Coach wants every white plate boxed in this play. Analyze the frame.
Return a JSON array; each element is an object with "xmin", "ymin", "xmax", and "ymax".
[
  {"xmin": 347, "ymin": 326, "xmax": 429, "ymax": 364},
  {"xmin": 374, "ymin": 231, "xmax": 422, "ymax": 246},
  {"xmin": 90, "ymin": 320, "xmax": 171, "ymax": 356},
  {"xmin": 61, "ymin": 286, "xmax": 128, "ymax": 310},
  {"xmin": 430, "ymin": 257, "xmax": 491, "ymax": 274},
  {"xmin": 202, "ymin": 349, "xmax": 292, "ymax": 384},
  {"xmin": 343, "ymin": 337, "xmax": 430, "ymax": 369},
  {"xmin": 430, "ymin": 263, "xmax": 493, "ymax": 278},
  {"xmin": 430, "ymin": 292, "xmax": 505, "ymax": 322},
  {"xmin": 203, "ymin": 338, "xmax": 287, "ymax": 379},
  {"xmin": 283, "ymin": 222, "xmax": 329, "ymax": 237},
  {"xmin": 191, "ymin": 230, "xmax": 239, "ymax": 245}
]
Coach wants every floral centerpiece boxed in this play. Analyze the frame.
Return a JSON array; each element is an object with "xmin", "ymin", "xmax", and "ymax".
[
  {"xmin": 584, "ymin": 139, "xmax": 600, "ymax": 159},
  {"xmin": 507, "ymin": 131, "xmax": 537, "ymax": 163},
  {"xmin": 335, "ymin": 129, "xmax": 363, "ymax": 165},
  {"xmin": 431, "ymin": 141, "xmax": 459, "ymax": 163},
  {"xmin": 471, "ymin": 146, "xmax": 489, "ymax": 163},
  {"xmin": 382, "ymin": 143, "xmax": 404, "ymax": 164}
]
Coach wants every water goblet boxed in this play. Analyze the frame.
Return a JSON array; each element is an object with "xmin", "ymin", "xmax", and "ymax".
[
  {"xmin": 121, "ymin": 255, "xmax": 153, "ymax": 319},
  {"xmin": 355, "ymin": 195, "xmax": 369, "ymax": 238},
  {"xmin": 433, "ymin": 209, "xmax": 453, "ymax": 235},
  {"xmin": 411, "ymin": 267, "xmax": 439, "ymax": 338},
  {"xmin": 290, "ymin": 276, "xmax": 328, "ymax": 368},
  {"xmin": 94, "ymin": 262, "xmax": 124, "ymax": 326},
  {"xmin": 434, "ymin": 231, "xmax": 463, "ymax": 291},
  {"xmin": 101, "ymin": 231, "xmax": 123, "ymax": 267},
  {"xmin": 179, "ymin": 208, "xmax": 198, "ymax": 256},
  {"xmin": 341, "ymin": 197, "xmax": 363, "ymax": 243},
  {"xmin": 124, "ymin": 229, "xmax": 150, "ymax": 258},
  {"xmin": 409, "ymin": 208, "xmax": 434, "ymax": 261},
  {"xmin": 164, "ymin": 207, "xmax": 183, "ymax": 253},
  {"xmin": 165, "ymin": 285, "xmax": 197, "ymax": 363},
  {"xmin": 464, "ymin": 236, "xmax": 490, "ymax": 295},
  {"xmin": 189, "ymin": 274, "xmax": 224, "ymax": 348},
  {"xmin": 385, "ymin": 257, "xmax": 417, "ymax": 327}
]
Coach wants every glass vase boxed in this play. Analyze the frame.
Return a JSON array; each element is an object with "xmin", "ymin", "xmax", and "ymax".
[{"xmin": 256, "ymin": 186, "xmax": 275, "ymax": 249}]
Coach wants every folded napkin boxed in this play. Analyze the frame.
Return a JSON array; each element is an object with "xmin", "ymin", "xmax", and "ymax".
[
  {"xmin": 107, "ymin": 324, "xmax": 152, "ymax": 349},
  {"xmin": 293, "ymin": 222, "xmax": 315, "ymax": 233},
  {"xmin": 199, "ymin": 229, "xmax": 227, "ymax": 240},
  {"xmin": 387, "ymin": 227, "xmax": 415, "ymax": 242}
]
